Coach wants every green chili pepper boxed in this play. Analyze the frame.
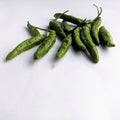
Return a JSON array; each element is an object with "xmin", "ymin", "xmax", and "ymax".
[
  {"xmin": 54, "ymin": 13, "xmax": 83, "ymax": 25},
  {"xmin": 34, "ymin": 30, "xmax": 56, "ymax": 59},
  {"xmin": 6, "ymin": 35, "xmax": 45, "ymax": 61},
  {"xmin": 49, "ymin": 11, "xmax": 69, "ymax": 39},
  {"xmin": 72, "ymin": 27, "xmax": 86, "ymax": 51},
  {"xmin": 90, "ymin": 5, "xmax": 102, "ymax": 45},
  {"xmin": 54, "ymin": 13, "xmax": 92, "ymax": 26},
  {"xmin": 81, "ymin": 24, "xmax": 99, "ymax": 63},
  {"xmin": 27, "ymin": 21, "xmax": 40, "ymax": 36},
  {"xmin": 56, "ymin": 35, "xmax": 72, "ymax": 58},
  {"xmin": 49, "ymin": 20, "xmax": 66, "ymax": 39},
  {"xmin": 99, "ymin": 26, "xmax": 115, "ymax": 47},
  {"xmin": 61, "ymin": 20, "xmax": 71, "ymax": 34}
]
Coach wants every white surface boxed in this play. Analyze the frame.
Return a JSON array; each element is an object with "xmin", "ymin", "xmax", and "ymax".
[{"xmin": 0, "ymin": 0, "xmax": 120, "ymax": 120}]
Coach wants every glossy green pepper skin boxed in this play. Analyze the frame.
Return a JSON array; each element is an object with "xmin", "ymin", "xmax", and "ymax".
[
  {"xmin": 49, "ymin": 20, "xmax": 66, "ymax": 39},
  {"xmin": 54, "ymin": 13, "xmax": 84, "ymax": 26},
  {"xmin": 34, "ymin": 30, "xmax": 56, "ymax": 59},
  {"xmin": 90, "ymin": 5, "xmax": 102, "ymax": 45},
  {"xmin": 99, "ymin": 26, "xmax": 115, "ymax": 47},
  {"xmin": 6, "ymin": 35, "xmax": 45, "ymax": 61},
  {"xmin": 61, "ymin": 20, "xmax": 71, "ymax": 34},
  {"xmin": 81, "ymin": 25, "xmax": 99, "ymax": 63},
  {"xmin": 27, "ymin": 21, "xmax": 40, "ymax": 36},
  {"xmin": 54, "ymin": 13, "xmax": 92, "ymax": 26},
  {"xmin": 72, "ymin": 27, "xmax": 86, "ymax": 51},
  {"xmin": 56, "ymin": 35, "xmax": 72, "ymax": 58},
  {"xmin": 91, "ymin": 17, "xmax": 101, "ymax": 45}
]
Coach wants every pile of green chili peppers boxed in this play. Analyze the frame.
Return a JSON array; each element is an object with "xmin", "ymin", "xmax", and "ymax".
[{"xmin": 6, "ymin": 5, "xmax": 115, "ymax": 63}]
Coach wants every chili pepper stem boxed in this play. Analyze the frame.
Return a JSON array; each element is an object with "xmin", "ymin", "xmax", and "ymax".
[
  {"xmin": 35, "ymin": 27, "xmax": 51, "ymax": 32},
  {"xmin": 54, "ymin": 10, "xmax": 69, "ymax": 21},
  {"xmin": 67, "ymin": 18, "xmax": 92, "ymax": 34},
  {"xmin": 93, "ymin": 4, "xmax": 102, "ymax": 19}
]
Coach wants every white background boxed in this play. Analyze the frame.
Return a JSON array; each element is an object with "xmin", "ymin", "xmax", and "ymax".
[{"xmin": 0, "ymin": 0, "xmax": 120, "ymax": 120}]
